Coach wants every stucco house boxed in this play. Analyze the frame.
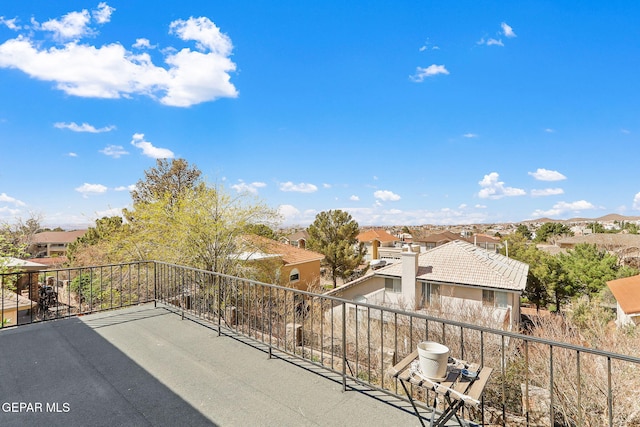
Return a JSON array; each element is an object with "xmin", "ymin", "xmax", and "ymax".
[
  {"xmin": 607, "ymin": 275, "xmax": 640, "ymax": 327},
  {"xmin": 356, "ymin": 228, "xmax": 400, "ymax": 261},
  {"xmin": 325, "ymin": 240, "xmax": 529, "ymax": 330},
  {"xmin": 282, "ymin": 230, "xmax": 310, "ymax": 249},
  {"xmin": 240, "ymin": 235, "xmax": 325, "ymax": 291},
  {"xmin": 29, "ymin": 230, "xmax": 86, "ymax": 258},
  {"xmin": 412, "ymin": 231, "xmax": 461, "ymax": 250}
]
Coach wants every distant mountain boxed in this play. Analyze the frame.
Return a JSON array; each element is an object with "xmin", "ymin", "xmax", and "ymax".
[
  {"xmin": 526, "ymin": 214, "xmax": 640, "ymax": 224},
  {"xmin": 594, "ymin": 213, "xmax": 640, "ymax": 222}
]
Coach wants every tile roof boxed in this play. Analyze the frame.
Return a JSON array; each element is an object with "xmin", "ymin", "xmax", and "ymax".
[
  {"xmin": 413, "ymin": 231, "xmax": 461, "ymax": 244},
  {"xmin": 357, "ymin": 229, "xmax": 398, "ymax": 244},
  {"xmin": 32, "ymin": 230, "xmax": 87, "ymax": 244},
  {"xmin": 607, "ymin": 275, "xmax": 640, "ymax": 315},
  {"xmin": 369, "ymin": 240, "xmax": 528, "ymax": 291},
  {"xmin": 287, "ymin": 230, "xmax": 309, "ymax": 241},
  {"xmin": 242, "ymin": 235, "xmax": 324, "ymax": 265},
  {"xmin": 1, "ymin": 257, "xmax": 47, "ymax": 269},
  {"xmin": 465, "ymin": 234, "xmax": 501, "ymax": 244}
]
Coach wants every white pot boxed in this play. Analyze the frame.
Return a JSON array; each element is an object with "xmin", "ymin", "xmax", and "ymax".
[{"xmin": 417, "ymin": 341, "xmax": 449, "ymax": 380}]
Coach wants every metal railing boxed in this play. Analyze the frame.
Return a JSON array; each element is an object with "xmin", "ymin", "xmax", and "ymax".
[
  {"xmin": 1, "ymin": 261, "xmax": 155, "ymax": 326},
  {"xmin": 3, "ymin": 261, "xmax": 640, "ymax": 426}
]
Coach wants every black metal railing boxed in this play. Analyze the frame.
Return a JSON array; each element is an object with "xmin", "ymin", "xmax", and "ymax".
[
  {"xmin": 3, "ymin": 260, "xmax": 640, "ymax": 426},
  {"xmin": 1, "ymin": 261, "xmax": 155, "ymax": 326}
]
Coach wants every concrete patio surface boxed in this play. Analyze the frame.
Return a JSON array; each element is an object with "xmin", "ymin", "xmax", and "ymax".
[{"xmin": 0, "ymin": 304, "xmax": 426, "ymax": 426}]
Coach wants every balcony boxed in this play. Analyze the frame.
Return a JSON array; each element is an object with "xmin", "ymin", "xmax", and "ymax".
[{"xmin": 2, "ymin": 261, "xmax": 640, "ymax": 426}]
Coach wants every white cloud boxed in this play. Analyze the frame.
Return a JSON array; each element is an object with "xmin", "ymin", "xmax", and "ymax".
[
  {"xmin": 342, "ymin": 206, "xmax": 488, "ymax": 227},
  {"xmin": 231, "ymin": 180, "xmax": 267, "ymax": 194},
  {"xmin": 133, "ymin": 38, "xmax": 152, "ymax": 49},
  {"xmin": 374, "ymin": 190, "xmax": 401, "ymax": 201},
  {"xmin": 477, "ymin": 37, "xmax": 504, "ymax": 46},
  {"xmin": 486, "ymin": 38, "xmax": 504, "ymax": 46},
  {"xmin": 633, "ymin": 192, "xmax": 640, "ymax": 210},
  {"xmin": 501, "ymin": 22, "xmax": 517, "ymax": 38},
  {"xmin": 621, "ymin": 129, "xmax": 631, "ymax": 134},
  {"xmin": 94, "ymin": 207, "xmax": 123, "ymax": 218},
  {"xmin": 40, "ymin": 9, "xmax": 92, "ymax": 41},
  {"xmin": 463, "ymin": 133, "xmax": 478, "ymax": 138},
  {"xmin": 531, "ymin": 188, "xmax": 564, "ymax": 197},
  {"xmin": 0, "ymin": 206, "xmax": 21, "ymax": 215},
  {"xmin": 114, "ymin": 185, "xmax": 136, "ymax": 192},
  {"xmin": 0, "ymin": 193, "xmax": 26, "ymax": 206},
  {"xmin": 531, "ymin": 200, "xmax": 596, "ymax": 218},
  {"xmin": 92, "ymin": 2, "xmax": 115, "ymax": 24},
  {"xmin": 54, "ymin": 121, "xmax": 115, "ymax": 133},
  {"xmin": 100, "ymin": 144, "xmax": 128, "ymax": 158},
  {"xmin": 544, "ymin": 128, "xmax": 555, "ymax": 133},
  {"xmin": 75, "ymin": 182, "xmax": 107, "ymax": 198},
  {"xmin": 477, "ymin": 172, "xmax": 526, "ymax": 199},
  {"xmin": 170, "ymin": 17, "xmax": 232, "ymax": 55},
  {"xmin": 475, "ymin": 204, "xmax": 487, "ymax": 209},
  {"xmin": 278, "ymin": 204, "xmax": 319, "ymax": 226},
  {"xmin": 279, "ymin": 182, "xmax": 318, "ymax": 193},
  {"xmin": 0, "ymin": 9, "xmax": 237, "ymax": 107},
  {"xmin": 130, "ymin": 133, "xmax": 174, "ymax": 159},
  {"xmin": 68, "ymin": 152, "xmax": 78, "ymax": 157},
  {"xmin": 528, "ymin": 168, "xmax": 567, "ymax": 181},
  {"xmin": 278, "ymin": 204, "xmax": 300, "ymax": 217},
  {"xmin": 322, "ymin": 183, "xmax": 331, "ymax": 189},
  {"xmin": 410, "ymin": 64, "xmax": 449, "ymax": 82},
  {"xmin": 419, "ymin": 39, "xmax": 439, "ymax": 51},
  {"xmin": 350, "ymin": 195, "xmax": 360, "ymax": 201},
  {"xmin": 0, "ymin": 17, "xmax": 20, "ymax": 30}
]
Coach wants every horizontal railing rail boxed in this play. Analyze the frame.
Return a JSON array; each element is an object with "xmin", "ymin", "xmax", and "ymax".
[
  {"xmin": 153, "ymin": 261, "xmax": 640, "ymax": 427},
  {"xmin": 3, "ymin": 260, "xmax": 639, "ymax": 426},
  {"xmin": 1, "ymin": 261, "xmax": 155, "ymax": 327}
]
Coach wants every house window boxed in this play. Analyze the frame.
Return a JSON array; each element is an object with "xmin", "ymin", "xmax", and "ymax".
[
  {"xmin": 289, "ymin": 269, "xmax": 300, "ymax": 282},
  {"xmin": 385, "ymin": 278, "xmax": 401, "ymax": 293},
  {"xmin": 482, "ymin": 290, "xmax": 494, "ymax": 307},
  {"xmin": 420, "ymin": 282, "xmax": 441, "ymax": 308},
  {"xmin": 495, "ymin": 291, "xmax": 508, "ymax": 308},
  {"xmin": 483, "ymin": 290, "xmax": 508, "ymax": 308}
]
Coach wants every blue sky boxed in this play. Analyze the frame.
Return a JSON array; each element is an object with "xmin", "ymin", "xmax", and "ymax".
[{"xmin": 1, "ymin": 2, "xmax": 639, "ymax": 229}]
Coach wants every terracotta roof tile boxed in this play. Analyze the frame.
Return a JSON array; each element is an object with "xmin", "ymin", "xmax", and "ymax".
[
  {"xmin": 607, "ymin": 275, "xmax": 640, "ymax": 315},
  {"xmin": 413, "ymin": 231, "xmax": 460, "ymax": 244},
  {"xmin": 357, "ymin": 229, "xmax": 398, "ymax": 243},
  {"xmin": 243, "ymin": 235, "xmax": 324, "ymax": 265},
  {"xmin": 33, "ymin": 230, "xmax": 87, "ymax": 244}
]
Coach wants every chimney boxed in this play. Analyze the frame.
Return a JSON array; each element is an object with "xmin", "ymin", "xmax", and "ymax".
[{"xmin": 401, "ymin": 244, "xmax": 420, "ymax": 306}]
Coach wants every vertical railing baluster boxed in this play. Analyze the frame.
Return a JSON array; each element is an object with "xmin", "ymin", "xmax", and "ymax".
[
  {"xmin": 577, "ymin": 350, "xmax": 582, "ymax": 427},
  {"xmin": 524, "ymin": 340, "xmax": 530, "ymax": 426},
  {"xmin": 608, "ymin": 356, "xmax": 613, "ymax": 427},
  {"xmin": 342, "ymin": 300, "xmax": 347, "ymax": 392},
  {"xmin": 550, "ymin": 345, "xmax": 554, "ymax": 426},
  {"xmin": 502, "ymin": 335, "xmax": 506, "ymax": 424}
]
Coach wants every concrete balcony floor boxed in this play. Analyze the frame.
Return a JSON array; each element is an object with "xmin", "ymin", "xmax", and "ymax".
[{"xmin": 0, "ymin": 304, "xmax": 424, "ymax": 426}]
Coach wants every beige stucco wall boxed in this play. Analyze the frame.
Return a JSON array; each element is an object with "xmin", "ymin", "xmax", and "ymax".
[
  {"xmin": 1, "ymin": 307, "xmax": 18, "ymax": 326},
  {"xmin": 281, "ymin": 260, "xmax": 322, "ymax": 291},
  {"xmin": 335, "ymin": 276, "xmax": 385, "ymax": 301},
  {"xmin": 616, "ymin": 304, "xmax": 640, "ymax": 327}
]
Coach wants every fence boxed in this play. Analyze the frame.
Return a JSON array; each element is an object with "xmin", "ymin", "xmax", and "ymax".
[
  {"xmin": 0, "ymin": 261, "xmax": 155, "ymax": 325},
  {"xmin": 3, "ymin": 261, "xmax": 640, "ymax": 426}
]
